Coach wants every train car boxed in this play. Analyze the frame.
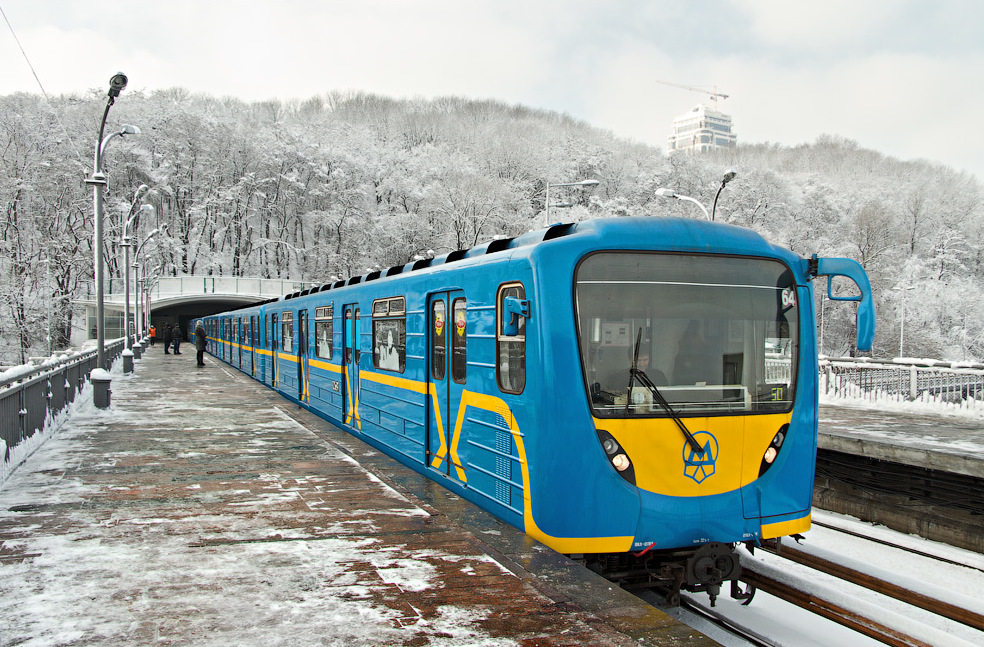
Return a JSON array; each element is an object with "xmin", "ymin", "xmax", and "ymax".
[{"xmin": 203, "ymin": 216, "xmax": 874, "ymax": 604}]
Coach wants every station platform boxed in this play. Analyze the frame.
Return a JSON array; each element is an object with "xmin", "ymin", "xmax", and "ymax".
[
  {"xmin": 818, "ymin": 404, "xmax": 984, "ymax": 478},
  {"xmin": 0, "ymin": 348, "xmax": 716, "ymax": 646}
]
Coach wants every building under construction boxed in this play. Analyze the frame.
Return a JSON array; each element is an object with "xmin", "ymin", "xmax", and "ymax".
[
  {"xmin": 654, "ymin": 81, "xmax": 737, "ymax": 154},
  {"xmin": 667, "ymin": 103, "xmax": 737, "ymax": 154}
]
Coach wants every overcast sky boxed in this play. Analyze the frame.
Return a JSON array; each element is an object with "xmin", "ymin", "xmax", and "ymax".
[{"xmin": 2, "ymin": 0, "xmax": 982, "ymax": 181}]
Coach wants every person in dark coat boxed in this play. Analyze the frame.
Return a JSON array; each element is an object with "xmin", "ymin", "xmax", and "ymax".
[
  {"xmin": 172, "ymin": 324, "xmax": 182, "ymax": 354},
  {"xmin": 194, "ymin": 320, "xmax": 207, "ymax": 367},
  {"xmin": 163, "ymin": 323, "xmax": 173, "ymax": 354}
]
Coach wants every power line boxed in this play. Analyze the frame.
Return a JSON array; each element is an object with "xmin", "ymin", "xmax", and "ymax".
[{"xmin": 0, "ymin": 2, "xmax": 85, "ymax": 163}]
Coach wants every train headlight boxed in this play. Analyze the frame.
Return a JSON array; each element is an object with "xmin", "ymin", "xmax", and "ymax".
[
  {"xmin": 758, "ymin": 424, "xmax": 790, "ymax": 477},
  {"xmin": 596, "ymin": 429, "xmax": 636, "ymax": 486}
]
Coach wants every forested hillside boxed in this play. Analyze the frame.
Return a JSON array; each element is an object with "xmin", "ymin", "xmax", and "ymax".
[{"xmin": 2, "ymin": 89, "xmax": 981, "ymax": 364}]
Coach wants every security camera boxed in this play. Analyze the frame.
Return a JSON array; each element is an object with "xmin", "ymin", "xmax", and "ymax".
[{"xmin": 108, "ymin": 72, "xmax": 128, "ymax": 98}]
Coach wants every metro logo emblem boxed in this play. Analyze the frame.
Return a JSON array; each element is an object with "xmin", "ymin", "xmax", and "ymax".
[{"xmin": 683, "ymin": 431, "xmax": 718, "ymax": 484}]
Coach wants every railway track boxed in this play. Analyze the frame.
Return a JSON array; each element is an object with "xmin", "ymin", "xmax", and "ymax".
[
  {"xmin": 733, "ymin": 525, "xmax": 984, "ymax": 647},
  {"xmin": 631, "ymin": 517, "xmax": 984, "ymax": 646}
]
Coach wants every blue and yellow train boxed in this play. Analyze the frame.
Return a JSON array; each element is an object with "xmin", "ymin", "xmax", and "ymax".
[{"xmin": 203, "ymin": 216, "xmax": 874, "ymax": 604}]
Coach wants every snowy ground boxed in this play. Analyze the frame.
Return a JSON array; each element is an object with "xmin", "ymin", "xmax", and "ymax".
[{"xmin": 0, "ymin": 355, "xmax": 639, "ymax": 647}]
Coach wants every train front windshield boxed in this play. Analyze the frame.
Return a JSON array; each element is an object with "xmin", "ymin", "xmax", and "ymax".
[{"xmin": 575, "ymin": 252, "xmax": 799, "ymax": 418}]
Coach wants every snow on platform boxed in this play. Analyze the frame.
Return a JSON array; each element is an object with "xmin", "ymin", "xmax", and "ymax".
[
  {"xmin": 0, "ymin": 348, "xmax": 714, "ymax": 647},
  {"xmin": 819, "ymin": 404, "xmax": 984, "ymax": 477}
]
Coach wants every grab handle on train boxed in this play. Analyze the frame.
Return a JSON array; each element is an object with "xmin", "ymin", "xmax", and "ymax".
[{"xmin": 813, "ymin": 256, "xmax": 875, "ymax": 352}]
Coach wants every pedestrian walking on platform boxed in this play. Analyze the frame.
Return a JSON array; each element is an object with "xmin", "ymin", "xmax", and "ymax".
[
  {"xmin": 163, "ymin": 323, "xmax": 173, "ymax": 354},
  {"xmin": 149, "ymin": 324, "xmax": 156, "ymax": 346},
  {"xmin": 195, "ymin": 320, "xmax": 207, "ymax": 367},
  {"xmin": 173, "ymin": 324, "xmax": 182, "ymax": 354}
]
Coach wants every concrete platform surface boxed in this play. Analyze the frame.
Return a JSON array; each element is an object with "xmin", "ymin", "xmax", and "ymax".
[
  {"xmin": 819, "ymin": 404, "xmax": 984, "ymax": 478},
  {"xmin": 0, "ymin": 348, "xmax": 715, "ymax": 647}
]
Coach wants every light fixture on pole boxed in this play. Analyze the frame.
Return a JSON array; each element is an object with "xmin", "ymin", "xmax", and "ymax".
[
  {"xmin": 654, "ymin": 188, "xmax": 710, "ymax": 220},
  {"xmin": 544, "ymin": 179, "xmax": 599, "ymax": 226},
  {"xmin": 85, "ymin": 72, "xmax": 137, "ymax": 407},
  {"xmin": 711, "ymin": 169, "xmax": 737, "ymax": 221},
  {"xmin": 121, "ymin": 201, "xmax": 152, "ymax": 349}
]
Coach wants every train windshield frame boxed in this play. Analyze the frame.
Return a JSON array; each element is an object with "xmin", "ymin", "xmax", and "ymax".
[{"xmin": 575, "ymin": 251, "xmax": 799, "ymax": 418}]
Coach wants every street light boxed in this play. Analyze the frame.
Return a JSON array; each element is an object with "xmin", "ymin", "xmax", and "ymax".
[
  {"xmin": 654, "ymin": 188, "xmax": 710, "ymax": 220},
  {"xmin": 121, "ymin": 201, "xmax": 153, "ymax": 352},
  {"xmin": 39, "ymin": 258, "xmax": 51, "ymax": 356},
  {"xmin": 711, "ymin": 169, "xmax": 737, "ymax": 221},
  {"xmin": 544, "ymin": 179, "xmax": 599, "ymax": 226},
  {"xmin": 893, "ymin": 284, "xmax": 917, "ymax": 358},
  {"xmin": 85, "ymin": 72, "xmax": 137, "ymax": 407}
]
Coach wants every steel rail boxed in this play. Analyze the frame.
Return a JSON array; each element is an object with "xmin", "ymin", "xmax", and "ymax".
[
  {"xmin": 779, "ymin": 544, "xmax": 984, "ymax": 633},
  {"xmin": 811, "ymin": 518, "xmax": 984, "ymax": 575},
  {"xmin": 739, "ymin": 567, "xmax": 933, "ymax": 647}
]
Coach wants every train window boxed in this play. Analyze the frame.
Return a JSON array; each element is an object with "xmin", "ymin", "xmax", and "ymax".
[
  {"xmin": 372, "ymin": 297, "xmax": 406, "ymax": 373},
  {"xmin": 282, "ymin": 312, "xmax": 294, "ymax": 352},
  {"xmin": 431, "ymin": 300, "xmax": 446, "ymax": 380},
  {"xmin": 315, "ymin": 305, "xmax": 333, "ymax": 360},
  {"xmin": 575, "ymin": 252, "xmax": 798, "ymax": 418},
  {"xmin": 496, "ymin": 283, "xmax": 526, "ymax": 394},
  {"xmin": 452, "ymin": 298, "xmax": 467, "ymax": 384}
]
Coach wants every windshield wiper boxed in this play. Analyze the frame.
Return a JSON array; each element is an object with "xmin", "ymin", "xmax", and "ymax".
[{"xmin": 625, "ymin": 330, "xmax": 704, "ymax": 456}]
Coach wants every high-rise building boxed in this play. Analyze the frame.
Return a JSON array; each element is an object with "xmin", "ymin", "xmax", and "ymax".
[{"xmin": 667, "ymin": 104, "xmax": 737, "ymax": 153}]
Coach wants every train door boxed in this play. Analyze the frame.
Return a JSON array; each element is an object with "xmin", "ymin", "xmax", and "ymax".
[
  {"xmin": 237, "ymin": 318, "xmax": 244, "ymax": 369},
  {"xmin": 271, "ymin": 313, "xmax": 279, "ymax": 387},
  {"xmin": 250, "ymin": 316, "xmax": 258, "ymax": 377},
  {"xmin": 426, "ymin": 291, "xmax": 467, "ymax": 482},
  {"xmin": 297, "ymin": 309, "xmax": 309, "ymax": 402},
  {"xmin": 342, "ymin": 304, "xmax": 360, "ymax": 428}
]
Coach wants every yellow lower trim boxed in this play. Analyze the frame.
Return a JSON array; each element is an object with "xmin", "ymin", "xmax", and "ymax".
[
  {"xmin": 761, "ymin": 512, "xmax": 811, "ymax": 539},
  {"xmin": 458, "ymin": 391, "xmax": 633, "ymax": 553}
]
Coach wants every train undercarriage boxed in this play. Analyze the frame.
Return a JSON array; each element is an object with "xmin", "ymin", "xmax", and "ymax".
[{"xmin": 572, "ymin": 541, "xmax": 758, "ymax": 607}]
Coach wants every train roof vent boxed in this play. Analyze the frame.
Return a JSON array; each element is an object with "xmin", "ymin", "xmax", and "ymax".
[
  {"xmin": 346, "ymin": 276, "xmax": 362, "ymax": 285},
  {"xmin": 446, "ymin": 249, "xmax": 467, "ymax": 263},
  {"xmin": 385, "ymin": 264, "xmax": 404, "ymax": 277},
  {"xmin": 333, "ymin": 279, "xmax": 346, "ymax": 289},
  {"xmin": 543, "ymin": 222, "xmax": 576, "ymax": 241},
  {"xmin": 486, "ymin": 237, "xmax": 514, "ymax": 254},
  {"xmin": 411, "ymin": 257, "xmax": 433, "ymax": 271},
  {"xmin": 365, "ymin": 270, "xmax": 382, "ymax": 282}
]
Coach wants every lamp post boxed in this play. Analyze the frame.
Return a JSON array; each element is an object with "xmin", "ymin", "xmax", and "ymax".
[
  {"xmin": 85, "ymin": 72, "xmax": 137, "ymax": 407},
  {"xmin": 711, "ymin": 169, "xmax": 737, "ymax": 221},
  {"xmin": 544, "ymin": 179, "xmax": 599, "ymax": 226},
  {"xmin": 121, "ymin": 198, "xmax": 152, "ymax": 349},
  {"xmin": 39, "ymin": 258, "xmax": 51, "ymax": 356},
  {"xmin": 654, "ymin": 188, "xmax": 710, "ymax": 220},
  {"xmin": 132, "ymin": 262, "xmax": 142, "ymax": 340},
  {"xmin": 91, "ymin": 86, "xmax": 138, "ymax": 361},
  {"xmin": 133, "ymin": 227, "xmax": 163, "ymax": 330},
  {"xmin": 894, "ymin": 284, "xmax": 917, "ymax": 358}
]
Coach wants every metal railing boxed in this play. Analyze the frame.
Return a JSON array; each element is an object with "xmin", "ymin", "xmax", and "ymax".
[
  {"xmin": 1, "ymin": 339, "xmax": 126, "ymax": 481},
  {"xmin": 85, "ymin": 276, "xmax": 308, "ymax": 302},
  {"xmin": 821, "ymin": 357, "xmax": 984, "ymax": 410}
]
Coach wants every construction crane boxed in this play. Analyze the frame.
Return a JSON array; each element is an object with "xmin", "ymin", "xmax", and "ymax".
[{"xmin": 654, "ymin": 80, "xmax": 729, "ymax": 111}]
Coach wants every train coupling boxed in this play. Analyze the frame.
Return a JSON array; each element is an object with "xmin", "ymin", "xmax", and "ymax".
[{"xmin": 684, "ymin": 542, "xmax": 742, "ymax": 606}]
